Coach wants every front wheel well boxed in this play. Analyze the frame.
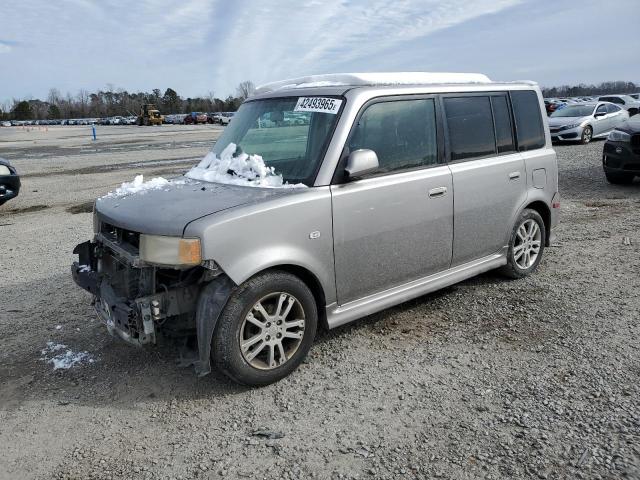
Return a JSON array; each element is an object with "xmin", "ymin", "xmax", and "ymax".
[
  {"xmin": 524, "ymin": 201, "xmax": 551, "ymax": 246},
  {"xmin": 255, "ymin": 265, "xmax": 328, "ymax": 331}
]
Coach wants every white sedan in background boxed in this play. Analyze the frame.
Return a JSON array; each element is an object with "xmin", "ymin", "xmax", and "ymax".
[{"xmin": 548, "ymin": 102, "xmax": 628, "ymax": 144}]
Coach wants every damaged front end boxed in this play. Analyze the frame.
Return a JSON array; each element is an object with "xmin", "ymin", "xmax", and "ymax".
[{"xmin": 72, "ymin": 220, "xmax": 233, "ymax": 375}]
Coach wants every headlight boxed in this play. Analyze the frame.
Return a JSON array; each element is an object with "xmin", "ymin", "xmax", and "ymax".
[
  {"xmin": 139, "ymin": 235, "xmax": 202, "ymax": 267},
  {"xmin": 0, "ymin": 165, "xmax": 11, "ymax": 175},
  {"xmin": 607, "ymin": 130, "xmax": 630, "ymax": 142},
  {"xmin": 563, "ymin": 123, "xmax": 581, "ymax": 130}
]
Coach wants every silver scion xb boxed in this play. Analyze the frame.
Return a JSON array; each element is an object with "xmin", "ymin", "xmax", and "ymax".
[
  {"xmin": 72, "ymin": 72, "xmax": 559, "ymax": 386},
  {"xmin": 549, "ymin": 102, "xmax": 629, "ymax": 144}
]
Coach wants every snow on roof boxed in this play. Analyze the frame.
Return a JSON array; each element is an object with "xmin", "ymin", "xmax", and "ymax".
[{"xmin": 255, "ymin": 72, "xmax": 493, "ymax": 94}]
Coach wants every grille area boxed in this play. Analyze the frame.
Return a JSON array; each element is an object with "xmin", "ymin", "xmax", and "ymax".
[
  {"xmin": 100, "ymin": 248, "xmax": 141, "ymax": 298},
  {"xmin": 101, "ymin": 222, "xmax": 140, "ymax": 251}
]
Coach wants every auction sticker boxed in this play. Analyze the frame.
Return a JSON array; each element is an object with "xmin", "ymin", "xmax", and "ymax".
[{"xmin": 294, "ymin": 97, "xmax": 342, "ymax": 114}]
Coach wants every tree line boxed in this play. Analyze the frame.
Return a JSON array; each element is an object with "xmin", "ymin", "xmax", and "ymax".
[
  {"xmin": 541, "ymin": 80, "xmax": 638, "ymax": 98},
  {"xmin": 3, "ymin": 79, "xmax": 638, "ymax": 121},
  {"xmin": 1, "ymin": 81, "xmax": 256, "ymax": 121}
]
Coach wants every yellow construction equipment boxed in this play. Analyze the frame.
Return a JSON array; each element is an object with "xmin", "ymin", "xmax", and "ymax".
[{"xmin": 137, "ymin": 104, "xmax": 163, "ymax": 126}]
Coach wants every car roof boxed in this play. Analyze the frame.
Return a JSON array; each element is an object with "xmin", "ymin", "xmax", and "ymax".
[{"xmin": 252, "ymin": 72, "xmax": 538, "ymax": 99}]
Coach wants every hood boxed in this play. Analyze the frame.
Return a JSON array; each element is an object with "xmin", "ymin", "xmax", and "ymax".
[
  {"xmin": 95, "ymin": 177, "xmax": 294, "ymax": 236},
  {"xmin": 548, "ymin": 115, "xmax": 589, "ymax": 127}
]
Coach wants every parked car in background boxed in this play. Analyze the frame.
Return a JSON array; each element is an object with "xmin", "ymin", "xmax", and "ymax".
[
  {"xmin": 549, "ymin": 102, "xmax": 628, "ymax": 143},
  {"xmin": 544, "ymin": 99, "xmax": 564, "ymax": 116},
  {"xmin": 209, "ymin": 112, "xmax": 223, "ymax": 124},
  {"xmin": 629, "ymin": 93, "xmax": 640, "ymax": 100},
  {"xmin": 0, "ymin": 158, "xmax": 21, "ymax": 206},
  {"xmin": 598, "ymin": 95, "xmax": 639, "ymax": 116},
  {"xmin": 1, "ymin": 121, "xmax": 11, "ymax": 127},
  {"xmin": 72, "ymin": 72, "xmax": 559, "ymax": 385},
  {"xmin": 602, "ymin": 115, "xmax": 640, "ymax": 184},
  {"xmin": 183, "ymin": 112, "xmax": 209, "ymax": 124},
  {"xmin": 219, "ymin": 112, "xmax": 235, "ymax": 125}
]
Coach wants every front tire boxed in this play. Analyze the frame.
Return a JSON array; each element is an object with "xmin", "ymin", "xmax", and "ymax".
[
  {"xmin": 211, "ymin": 271, "xmax": 317, "ymax": 386},
  {"xmin": 580, "ymin": 125, "xmax": 593, "ymax": 144},
  {"xmin": 500, "ymin": 209, "xmax": 546, "ymax": 279}
]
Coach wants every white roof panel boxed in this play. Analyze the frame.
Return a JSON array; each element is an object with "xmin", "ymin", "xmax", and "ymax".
[{"xmin": 255, "ymin": 72, "xmax": 493, "ymax": 94}]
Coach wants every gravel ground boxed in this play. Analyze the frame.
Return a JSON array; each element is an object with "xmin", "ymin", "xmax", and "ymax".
[{"xmin": 0, "ymin": 127, "xmax": 639, "ymax": 480}]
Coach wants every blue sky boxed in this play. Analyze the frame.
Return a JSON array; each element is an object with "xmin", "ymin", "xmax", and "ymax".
[{"xmin": 1, "ymin": 0, "xmax": 639, "ymax": 103}]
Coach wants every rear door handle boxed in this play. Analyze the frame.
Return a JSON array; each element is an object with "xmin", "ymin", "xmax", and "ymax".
[
  {"xmin": 509, "ymin": 171, "xmax": 521, "ymax": 180},
  {"xmin": 428, "ymin": 186, "xmax": 448, "ymax": 198}
]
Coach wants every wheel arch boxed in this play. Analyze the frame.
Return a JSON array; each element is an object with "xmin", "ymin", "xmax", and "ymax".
[
  {"xmin": 523, "ymin": 200, "xmax": 551, "ymax": 246},
  {"xmin": 252, "ymin": 264, "xmax": 329, "ymax": 331}
]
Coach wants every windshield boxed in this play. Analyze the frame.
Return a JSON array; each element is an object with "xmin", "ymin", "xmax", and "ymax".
[
  {"xmin": 550, "ymin": 105, "xmax": 594, "ymax": 117},
  {"xmin": 200, "ymin": 96, "xmax": 342, "ymax": 186}
]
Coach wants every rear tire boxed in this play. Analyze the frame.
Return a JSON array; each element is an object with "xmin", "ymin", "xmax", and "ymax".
[
  {"xmin": 211, "ymin": 271, "xmax": 317, "ymax": 386},
  {"xmin": 499, "ymin": 209, "xmax": 546, "ymax": 279},
  {"xmin": 605, "ymin": 172, "xmax": 635, "ymax": 184},
  {"xmin": 580, "ymin": 125, "xmax": 593, "ymax": 144}
]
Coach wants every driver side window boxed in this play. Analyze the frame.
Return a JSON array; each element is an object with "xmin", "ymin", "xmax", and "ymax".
[
  {"xmin": 595, "ymin": 105, "xmax": 607, "ymax": 115},
  {"xmin": 349, "ymin": 99, "xmax": 438, "ymax": 175}
]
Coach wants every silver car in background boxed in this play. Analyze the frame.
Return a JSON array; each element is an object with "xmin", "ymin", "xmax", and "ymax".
[
  {"xmin": 598, "ymin": 95, "xmax": 640, "ymax": 117},
  {"xmin": 72, "ymin": 72, "xmax": 559, "ymax": 386},
  {"xmin": 549, "ymin": 102, "xmax": 629, "ymax": 143}
]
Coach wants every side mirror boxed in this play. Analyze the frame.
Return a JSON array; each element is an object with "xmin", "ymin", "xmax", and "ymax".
[{"xmin": 344, "ymin": 149, "xmax": 379, "ymax": 179}]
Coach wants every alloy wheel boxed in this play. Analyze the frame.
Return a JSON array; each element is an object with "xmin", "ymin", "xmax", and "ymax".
[
  {"xmin": 513, "ymin": 219, "xmax": 542, "ymax": 269},
  {"xmin": 239, "ymin": 292, "xmax": 306, "ymax": 370}
]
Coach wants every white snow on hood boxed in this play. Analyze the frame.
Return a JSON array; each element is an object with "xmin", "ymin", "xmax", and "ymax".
[
  {"xmin": 186, "ymin": 143, "xmax": 306, "ymax": 188},
  {"xmin": 41, "ymin": 341, "xmax": 95, "ymax": 370},
  {"xmin": 102, "ymin": 175, "xmax": 188, "ymax": 198}
]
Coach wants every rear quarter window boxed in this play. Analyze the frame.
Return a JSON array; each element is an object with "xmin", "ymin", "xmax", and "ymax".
[{"xmin": 510, "ymin": 90, "xmax": 545, "ymax": 151}]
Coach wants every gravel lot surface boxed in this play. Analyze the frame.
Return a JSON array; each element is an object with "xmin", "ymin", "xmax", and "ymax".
[{"xmin": 1, "ymin": 126, "xmax": 639, "ymax": 480}]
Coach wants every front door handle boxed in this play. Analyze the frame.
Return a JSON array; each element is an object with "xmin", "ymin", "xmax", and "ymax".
[
  {"xmin": 509, "ymin": 171, "xmax": 521, "ymax": 180},
  {"xmin": 428, "ymin": 186, "xmax": 448, "ymax": 198}
]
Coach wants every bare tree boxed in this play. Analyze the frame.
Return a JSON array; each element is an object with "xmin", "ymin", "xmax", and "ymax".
[
  {"xmin": 47, "ymin": 88, "xmax": 62, "ymax": 106},
  {"xmin": 236, "ymin": 81, "xmax": 255, "ymax": 101},
  {"xmin": 77, "ymin": 89, "xmax": 89, "ymax": 117}
]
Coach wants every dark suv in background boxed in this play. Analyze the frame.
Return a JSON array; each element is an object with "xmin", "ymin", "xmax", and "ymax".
[{"xmin": 603, "ymin": 116, "xmax": 640, "ymax": 184}]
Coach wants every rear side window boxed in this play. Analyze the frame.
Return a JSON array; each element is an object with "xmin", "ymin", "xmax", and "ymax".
[
  {"xmin": 607, "ymin": 103, "xmax": 621, "ymax": 113},
  {"xmin": 349, "ymin": 99, "xmax": 438, "ymax": 174},
  {"xmin": 491, "ymin": 96, "xmax": 515, "ymax": 154},
  {"xmin": 600, "ymin": 96, "xmax": 624, "ymax": 105},
  {"xmin": 443, "ymin": 96, "xmax": 495, "ymax": 160},
  {"xmin": 510, "ymin": 90, "xmax": 545, "ymax": 151}
]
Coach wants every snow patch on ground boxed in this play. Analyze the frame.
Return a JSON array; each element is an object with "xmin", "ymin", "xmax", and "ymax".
[
  {"xmin": 102, "ymin": 175, "xmax": 187, "ymax": 198},
  {"xmin": 41, "ymin": 342, "xmax": 95, "ymax": 370},
  {"xmin": 186, "ymin": 143, "xmax": 306, "ymax": 188}
]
